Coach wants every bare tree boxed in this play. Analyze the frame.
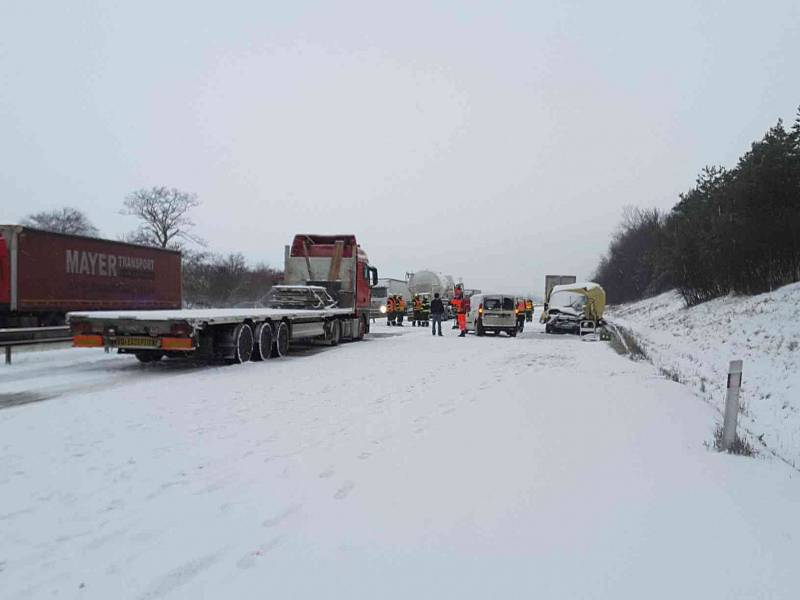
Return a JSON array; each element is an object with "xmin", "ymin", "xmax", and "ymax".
[
  {"xmin": 22, "ymin": 207, "xmax": 99, "ymax": 237},
  {"xmin": 121, "ymin": 186, "xmax": 204, "ymax": 249}
]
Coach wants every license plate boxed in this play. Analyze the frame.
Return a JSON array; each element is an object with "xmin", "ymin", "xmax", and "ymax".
[{"xmin": 117, "ymin": 336, "xmax": 159, "ymax": 348}]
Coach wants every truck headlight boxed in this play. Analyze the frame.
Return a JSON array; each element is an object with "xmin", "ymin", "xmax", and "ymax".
[{"xmin": 380, "ymin": 305, "xmax": 387, "ymax": 314}]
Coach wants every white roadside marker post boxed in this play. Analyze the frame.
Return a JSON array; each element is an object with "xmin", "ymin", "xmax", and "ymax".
[{"xmin": 722, "ymin": 360, "xmax": 743, "ymax": 451}]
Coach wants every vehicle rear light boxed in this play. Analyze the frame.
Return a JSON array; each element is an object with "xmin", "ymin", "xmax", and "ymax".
[
  {"xmin": 478, "ymin": 303, "xmax": 484, "ymax": 315},
  {"xmin": 170, "ymin": 323, "xmax": 192, "ymax": 337},
  {"xmin": 161, "ymin": 337, "xmax": 194, "ymax": 350},
  {"xmin": 73, "ymin": 334, "xmax": 104, "ymax": 348}
]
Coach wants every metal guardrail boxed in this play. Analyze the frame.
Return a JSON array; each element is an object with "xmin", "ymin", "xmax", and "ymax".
[{"xmin": 0, "ymin": 326, "xmax": 73, "ymax": 365}]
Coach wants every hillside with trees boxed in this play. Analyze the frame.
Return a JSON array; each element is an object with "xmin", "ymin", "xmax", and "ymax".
[{"xmin": 594, "ymin": 108, "xmax": 800, "ymax": 306}]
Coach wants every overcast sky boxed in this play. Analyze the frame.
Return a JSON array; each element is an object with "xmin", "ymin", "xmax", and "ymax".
[{"xmin": 2, "ymin": 1, "xmax": 799, "ymax": 296}]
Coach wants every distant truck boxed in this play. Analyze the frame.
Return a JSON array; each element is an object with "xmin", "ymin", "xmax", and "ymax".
[
  {"xmin": 371, "ymin": 278, "xmax": 411, "ymax": 318},
  {"xmin": 0, "ymin": 225, "xmax": 181, "ymax": 328},
  {"xmin": 541, "ymin": 281, "xmax": 606, "ymax": 335},
  {"xmin": 407, "ymin": 270, "xmax": 453, "ymax": 300},
  {"xmin": 69, "ymin": 234, "xmax": 378, "ymax": 364},
  {"xmin": 544, "ymin": 275, "xmax": 577, "ymax": 305},
  {"xmin": 408, "ymin": 271, "xmax": 461, "ymax": 319}
]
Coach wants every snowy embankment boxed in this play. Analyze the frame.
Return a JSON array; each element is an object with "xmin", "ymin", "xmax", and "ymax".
[
  {"xmin": 609, "ymin": 282, "xmax": 800, "ymax": 467},
  {"xmin": 2, "ymin": 318, "xmax": 800, "ymax": 599}
]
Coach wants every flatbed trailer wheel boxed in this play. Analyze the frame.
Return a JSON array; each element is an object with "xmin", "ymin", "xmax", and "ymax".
[
  {"xmin": 229, "ymin": 323, "xmax": 254, "ymax": 364},
  {"xmin": 252, "ymin": 322, "xmax": 274, "ymax": 361},
  {"xmin": 273, "ymin": 321, "xmax": 290, "ymax": 357}
]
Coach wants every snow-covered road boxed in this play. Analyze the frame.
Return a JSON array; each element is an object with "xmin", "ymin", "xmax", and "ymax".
[{"xmin": 1, "ymin": 318, "xmax": 799, "ymax": 599}]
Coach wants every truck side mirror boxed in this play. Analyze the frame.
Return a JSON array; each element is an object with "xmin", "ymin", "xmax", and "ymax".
[{"xmin": 369, "ymin": 267, "xmax": 378, "ymax": 286}]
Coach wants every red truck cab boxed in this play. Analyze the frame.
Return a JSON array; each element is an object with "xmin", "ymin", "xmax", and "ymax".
[{"xmin": 285, "ymin": 234, "xmax": 378, "ymax": 331}]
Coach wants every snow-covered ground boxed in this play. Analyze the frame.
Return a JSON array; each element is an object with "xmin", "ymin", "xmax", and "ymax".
[
  {"xmin": 2, "ymin": 315, "xmax": 799, "ymax": 599},
  {"xmin": 609, "ymin": 282, "xmax": 800, "ymax": 468}
]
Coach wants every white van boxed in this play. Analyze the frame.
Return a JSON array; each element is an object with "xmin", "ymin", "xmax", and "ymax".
[{"xmin": 466, "ymin": 294, "xmax": 518, "ymax": 337}]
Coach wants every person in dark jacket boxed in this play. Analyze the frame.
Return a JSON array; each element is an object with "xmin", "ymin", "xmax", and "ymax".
[{"xmin": 430, "ymin": 293, "xmax": 444, "ymax": 336}]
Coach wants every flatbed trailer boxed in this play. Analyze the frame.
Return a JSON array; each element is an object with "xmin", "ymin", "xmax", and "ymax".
[
  {"xmin": 70, "ymin": 286, "xmax": 365, "ymax": 363},
  {"xmin": 68, "ymin": 234, "xmax": 379, "ymax": 364}
]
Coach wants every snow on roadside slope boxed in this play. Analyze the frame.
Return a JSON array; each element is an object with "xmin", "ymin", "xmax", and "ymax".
[
  {"xmin": 608, "ymin": 282, "xmax": 800, "ymax": 467},
  {"xmin": 1, "ymin": 321, "xmax": 800, "ymax": 599}
]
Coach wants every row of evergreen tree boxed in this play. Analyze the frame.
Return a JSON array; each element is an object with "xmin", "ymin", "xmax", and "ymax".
[{"xmin": 594, "ymin": 107, "xmax": 800, "ymax": 306}]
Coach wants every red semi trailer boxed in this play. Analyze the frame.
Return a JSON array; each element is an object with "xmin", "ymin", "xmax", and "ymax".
[{"xmin": 0, "ymin": 225, "xmax": 181, "ymax": 327}]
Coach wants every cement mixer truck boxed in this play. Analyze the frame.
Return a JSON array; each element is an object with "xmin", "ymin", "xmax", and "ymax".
[
  {"xmin": 407, "ymin": 271, "xmax": 455, "ymax": 300},
  {"xmin": 408, "ymin": 270, "xmax": 459, "ymax": 319}
]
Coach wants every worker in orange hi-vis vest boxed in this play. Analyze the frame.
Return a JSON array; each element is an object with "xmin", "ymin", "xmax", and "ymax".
[
  {"xmin": 397, "ymin": 296, "xmax": 406, "ymax": 326},
  {"xmin": 451, "ymin": 285, "xmax": 463, "ymax": 329},
  {"xmin": 386, "ymin": 295, "xmax": 396, "ymax": 326},
  {"xmin": 412, "ymin": 295, "xmax": 423, "ymax": 326},
  {"xmin": 516, "ymin": 298, "xmax": 526, "ymax": 332},
  {"xmin": 458, "ymin": 294, "xmax": 470, "ymax": 337}
]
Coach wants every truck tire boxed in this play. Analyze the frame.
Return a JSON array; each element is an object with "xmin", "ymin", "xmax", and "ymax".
[
  {"xmin": 476, "ymin": 319, "xmax": 485, "ymax": 337},
  {"xmin": 229, "ymin": 323, "xmax": 254, "ymax": 364},
  {"xmin": 273, "ymin": 321, "xmax": 290, "ymax": 357},
  {"xmin": 252, "ymin": 322, "xmax": 274, "ymax": 361},
  {"xmin": 509, "ymin": 328, "xmax": 517, "ymax": 337}
]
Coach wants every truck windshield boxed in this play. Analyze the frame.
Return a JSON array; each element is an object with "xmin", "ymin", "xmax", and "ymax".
[{"xmin": 550, "ymin": 291, "xmax": 586, "ymax": 311}]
